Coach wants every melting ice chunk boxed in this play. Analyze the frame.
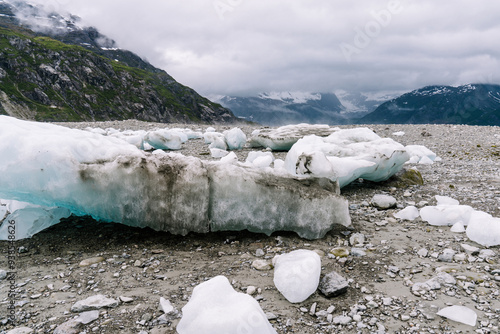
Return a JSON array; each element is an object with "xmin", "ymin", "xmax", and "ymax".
[
  {"xmin": 177, "ymin": 276, "xmax": 277, "ymax": 334},
  {"xmin": 0, "ymin": 116, "xmax": 350, "ymax": 240},
  {"xmin": 249, "ymin": 124, "xmax": 338, "ymax": 151},
  {"xmin": 224, "ymin": 127, "xmax": 247, "ymax": 150},
  {"xmin": 273, "ymin": 250, "xmax": 321, "ymax": 303},
  {"xmin": 466, "ymin": 211, "xmax": 500, "ymax": 247},
  {"xmin": 394, "ymin": 206, "xmax": 420, "ymax": 221},
  {"xmin": 285, "ymin": 128, "xmax": 410, "ymax": 188}
]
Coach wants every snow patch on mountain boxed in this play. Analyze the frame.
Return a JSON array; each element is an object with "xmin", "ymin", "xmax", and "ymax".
[{"xmin": 258, "ymin": 91, "xmax": 322, "ymax": 104}]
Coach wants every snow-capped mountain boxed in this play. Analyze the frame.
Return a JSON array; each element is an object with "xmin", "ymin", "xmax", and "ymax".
[
  {"xmin": 359, "ymin": 84, "xmax": 500, "ymax": 125},
  {"xmin": 212, "ymin": 92, "xmax": 377, "ymax": 126}
]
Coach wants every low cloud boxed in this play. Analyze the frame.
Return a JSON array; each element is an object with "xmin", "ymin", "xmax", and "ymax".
[{"xmin": 18, "ymin": 0, "xmax": 500, "ymax": 96}]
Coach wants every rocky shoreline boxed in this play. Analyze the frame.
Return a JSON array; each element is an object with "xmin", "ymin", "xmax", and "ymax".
[{"xmin": 1, "ymin": 122, "xmax": 500, "ymax": 333}]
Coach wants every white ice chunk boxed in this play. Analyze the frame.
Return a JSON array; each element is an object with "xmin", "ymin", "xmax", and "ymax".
[
  {"xmin": 177, "ymin": 276, "xmax": 277, "ymax": 334},
  {"xmin": 273, "ymin": 250, "xmax": 321, "ymax": 303},
  {"xmin": 285, "ymin": 128, "xmax": 410, "ymax": 188},
  {"xmin": 436, "ymin": 195, "xmax": 460, "ymax": 206},
  {"xmin": 392, "ymin": 131, "xmax": 405, "ymax": 136},
  {"xmin": 405, "ymin": 145, "xmax": 438, "ymax": 164},
  {"xmin": 420, "ymin": 205, "xmax": 474, "ymax": 226},
  {"xmin": 246, "ymin": 151, "xmax": 275, "ymax": 168},
  {"xmin": 394, "ymin": 206, "xmax": 419, "ymax": 220},
  {"xmin": 273, "ymin": 159, "xmax": 285, "ymax": 171},
  {"xmin": 205, "ymin": 132, "xmax": 227, "ymax": 150},
  {"xmin": 224, "ymin": 127, "xmax": 247, "ymax": 150},
  {"xmin": 249, "ymin": 124, "xmax": 338, "ymax": 151},
  {"xmin": 436, "ymin": 305, "xmax": 477, "ymax": 327},
  {"xmin": 210, "ymin": 148, "xmax": 229, "ymax": 158},
  {"xmin": 0, "ymin": 116, "xmax": 350, "ymax": 240},
  {"xmin": 205, "ymin": 126, "xmax": 216, "ymax": 133},
  {"xmin": 219, "ymin": 152, "xmax": 238, "ymax": 164},
  {"xmin": 466, "ymin": 210, "xmax": 500, "ymax": 247},
  {"xmin": 450, "ymin": 222, "xmax": 466, "ymax": 233},
  {"xmin": 144, "ymin": 129, "xmax": 185, "ymax": 150}
]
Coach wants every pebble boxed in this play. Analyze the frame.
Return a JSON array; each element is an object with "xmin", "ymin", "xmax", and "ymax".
[
  {"xmin": 251, "ymin": 259, "xmax": 273, "ymax": 270},
  {"xmin": 318, "ymin": 271, "xmax": 349, "ymax": 298},
  {"xmin": 79, "ymin": 257, "xmax": 105, "ymax": 267},
  {"xmin": 246, "ymin": 286, "xmax": 257, "ymax": 295},
  {"xmin": 371, "ymin": 194, "xmax": 397, "ymax": 209},
  {"xmin": 255, "ymin": 248, "xmax": 265, "ymax": 257},
  {"xmin": 351, "ymin": 248, "xmax": 366, "ymax": 257},
  {"xmin": 0, "ymin": 269, "xmax": 7, "ymax": 280},
  {"xmin": 6, "ymin": 328, "xmax": 34, "ymax": 334},
  {"xmin": 330, "ymin": 247, "xmax": 349, "ymax": 257}
]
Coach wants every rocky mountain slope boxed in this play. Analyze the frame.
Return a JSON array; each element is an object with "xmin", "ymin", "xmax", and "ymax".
[
  {"xmin": 0, "ymin": 1, "xmax": 237, "ymax": 123},
  {"xmin": 359, "ymin": 84, "xmax": 500, "ymax": 125},
  {"xmin": 214, "ymin": 92, "xmax": 370, "ymax": 126}
]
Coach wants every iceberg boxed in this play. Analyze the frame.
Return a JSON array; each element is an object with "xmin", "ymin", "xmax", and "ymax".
[
  {"xmin": 249, "ymin": 124, "xmax": 338, "ymax": 151},
  {"xmin": 224, "ymin": 127, "xmax": 247, "ymax": 150},
  {"xmin": 284, "ymin": 128, "xmax": 410, "ymax": 188},
  {"xmin": 0, "ymin": 116, "xmax": 350, "ymax": 240},
  {"xmin": 177, "ymin": 276, "xmax": 277, "ymax": 334}
]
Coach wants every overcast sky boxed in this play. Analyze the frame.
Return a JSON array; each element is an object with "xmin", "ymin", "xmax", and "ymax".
[{"xmin": 27, "ymin": 0, "xmax": 500, "ymax": 97}]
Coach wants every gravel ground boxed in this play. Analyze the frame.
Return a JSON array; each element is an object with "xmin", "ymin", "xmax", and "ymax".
[{"xmin": 1, "ymin": 121, "xmax": 500, "ymax": 334}]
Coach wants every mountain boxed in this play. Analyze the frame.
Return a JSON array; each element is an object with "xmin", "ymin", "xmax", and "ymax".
[
  {"xmin": 359, "ymin": 84, "xmax": 500, "ymax": 125},
  {"xmin": 0, "ymin": 0, "xmax": 237, "ymax": 123},
  {"xmin": 213, "ymin": 92, "xmax": 372, "ymax": 126}
]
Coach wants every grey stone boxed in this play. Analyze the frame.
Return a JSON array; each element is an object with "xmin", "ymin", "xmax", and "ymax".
[
  {"xmin": 349, "ymin": 233, "xmax": 365, "ymax": 246},
  {"xmin": 319, "ymin": 271, "xmax": 349, "ymax": 298},
  {"xmin": 71, "ymin": 294, "xmax": 119, "ymax": 312},
  {"xmin": 6, "ymin": 327, "xmax": 34, "ymax": 334},
  {"xmin": 53, "ymin": 320, "xmax": 83, "ymax": 334},
  {"xmin": 0, "ymin": 269, "xmax": 7, "ymax": 280},
  {"xmin": 77, "ymin": 310, "xmax": 99, "ymax": 324},
  {"xmin": 438, "ymin": 248, "xmax": 456, "ymax": 262}
]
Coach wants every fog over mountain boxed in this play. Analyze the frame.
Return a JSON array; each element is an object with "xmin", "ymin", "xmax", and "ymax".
[{"xmin": 12, "ymin": 0, "xmax": 500, "ymax": 98}]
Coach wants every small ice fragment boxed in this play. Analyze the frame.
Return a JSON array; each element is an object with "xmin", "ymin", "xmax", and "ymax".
[
  {"xmin": 394, "ymin": 206, "xmax": 419, "ymax": 220},
  {"xmin": 273, "ymin": 250, "xmax": 321, "ymax": 303},
  {"xmin": 437, "ymin": 305, "xmax": 477, "ymax": 326}
]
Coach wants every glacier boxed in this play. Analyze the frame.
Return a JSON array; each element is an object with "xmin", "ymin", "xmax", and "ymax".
[{"xmin": 0, "ymin": 116, "xmax": 350, "ymax": 240}]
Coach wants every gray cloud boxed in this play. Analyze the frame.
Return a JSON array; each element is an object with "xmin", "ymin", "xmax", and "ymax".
[{"xmin": 24, "ymin": 0, "xmax": 500, "ymax": 96}]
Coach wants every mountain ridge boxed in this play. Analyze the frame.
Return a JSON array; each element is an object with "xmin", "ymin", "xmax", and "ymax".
[
  {"xmin": 0, "ymin": 0, "xmax": 238, "ymax": 123},
  {"xmin": 359, "ymin": 83, "xmax": 500, "ymax": 125}
]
